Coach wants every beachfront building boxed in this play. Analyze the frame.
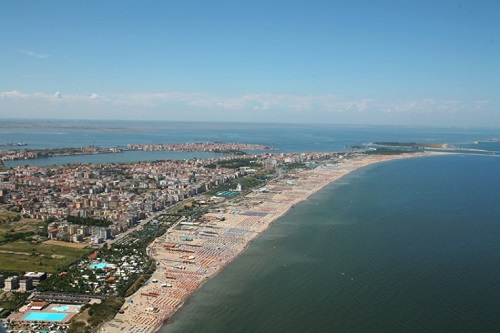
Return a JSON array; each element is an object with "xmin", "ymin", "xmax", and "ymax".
[
  {"xmin": 4, "ymin": 276, "xmax": 19, "ymax": 291},
  {"xmin": 19, "ymin": 278, "xmax": 33, "ymax": 292},
  {"xmin": 24, "ymin": 272, "xmax": 47, "ymax": 286}
]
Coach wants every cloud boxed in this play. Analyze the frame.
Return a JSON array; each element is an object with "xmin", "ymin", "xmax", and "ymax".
[
  {"xmin": 122, "ymin": 92, "xmax": 247, "ymax": 110},
  {"xmin": 0, "ymin": 90, "xmax": 26, "ymax": 98},
  {"xmin": 16, "ymin": 49, "xmax": 51, "ymax": 59},
  {"xmin": 241, "ymin": 94, "xmax": 378, "ymax": 115},
  {"xmin": 382, "ymin": 99, "xmax": 464, "ymax": 115},
  {"xmin": 0, "ymin": 90, "xmax": 497, "ymax": 126},
  {"xmin": 473, "ymin": 100, "xmax": 489, "ymax": 109},
  {"xmin": 119, "ymin": 92, "xmax": 368, "ymax": 115}
]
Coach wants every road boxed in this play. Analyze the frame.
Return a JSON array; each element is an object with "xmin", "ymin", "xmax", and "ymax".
[{"xmin": 104, "ymin": 198, "xmax": 192, "ymax": 246}]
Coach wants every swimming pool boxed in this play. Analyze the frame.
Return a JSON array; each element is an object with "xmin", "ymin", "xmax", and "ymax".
[
  {"xmin": 23, "ymin": 312, "xmax": 68, "ymax": 322},
  {"xmin": 50, "ymin": 304, "xmax": 82, "ymax": 313},
  {"xmin": 90, "ymin": 262, "xmax": 115, "ymax": 269},
  {"xmin": 52, "ymin": 305, "xmax": 69, "ymax": 312},
  {"xmin": 90, "ymin": 262, "xmax": 107, "ymax": 269}
]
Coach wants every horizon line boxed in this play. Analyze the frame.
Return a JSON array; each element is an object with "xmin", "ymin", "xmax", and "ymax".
[{"xmin": 0, "ymin": 117, "xmax": 499, "ymax": 131}]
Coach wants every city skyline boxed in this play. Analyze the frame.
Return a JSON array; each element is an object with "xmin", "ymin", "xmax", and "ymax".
[{"xmin": 1, "ymin": 0, "xmax": 499, "ymax": 127}]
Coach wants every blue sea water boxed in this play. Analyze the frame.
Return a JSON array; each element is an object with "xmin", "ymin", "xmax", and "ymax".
[{"xmin": 1, "ymin": 120, "xmax": 500, "ymax": 332}]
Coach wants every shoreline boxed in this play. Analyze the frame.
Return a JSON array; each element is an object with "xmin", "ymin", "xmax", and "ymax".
[{"xmin": 100, "ymin": 152, "xmax": 438, "ymax": 333}]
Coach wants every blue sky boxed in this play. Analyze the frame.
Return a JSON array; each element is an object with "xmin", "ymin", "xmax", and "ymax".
[{"xmin": 1, "ymin": 0, "xmax": 499, "ymax": 126}]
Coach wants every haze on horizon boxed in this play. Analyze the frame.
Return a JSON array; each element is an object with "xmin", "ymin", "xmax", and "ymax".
[{"xmin": 0, "ymin": 0, "xmax": 499, "ymax": 127}]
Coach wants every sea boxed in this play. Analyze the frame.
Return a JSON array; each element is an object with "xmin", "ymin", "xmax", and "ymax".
[{"xmin": 1, "ymin": 119, "xmax": 500, "ymax": 332}]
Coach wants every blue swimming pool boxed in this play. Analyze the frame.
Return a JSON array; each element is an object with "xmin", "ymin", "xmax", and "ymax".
[
  {"xmin": 90, "ymin": 262, "xmax": 115, "ymax": 269},
  {"xmin": 23, "ymin": 312, "xmax": 68, "ymax": 321},
  {"xmin": 90, "ymin": 262, "xmax": 108, "ymax": 269},
  {"xmin": 52, "ymin": 305, "xmax": 69, "ymax": 312}
]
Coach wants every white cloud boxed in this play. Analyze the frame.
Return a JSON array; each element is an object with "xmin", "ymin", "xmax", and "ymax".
[
  {"xmin": 382, "ymin": 99, "xmax": 464, "ymax": 115},
  {"xmin": 473, "ymin": 100, "xmax": 489, "ymax": 109},
  {"xmin": 16, "ymin": 49, "xmax": 51, "ymax": 59},
  {"xmin": 0, "ymin": 90, "xmax": 497, "ymax": 126},
  {"xmin": 0, "ymin": 90, "xmax": 26, "ymax": 98}
]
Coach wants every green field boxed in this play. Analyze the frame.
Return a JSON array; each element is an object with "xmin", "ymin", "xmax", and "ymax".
[
  {"xmin": 0, "ymin": 240, "xmax": 90, "ymax": 273},
  {"xmin": 0, "ymin": 211, "xmax": 21, "ymax": 223},
  {"xmin": 0, "ymin": 218, "xmax": 45, "ymax": 241},
  {"xmin": 0, "ymin": 217, "xmax": 90, "ymax": 273}
]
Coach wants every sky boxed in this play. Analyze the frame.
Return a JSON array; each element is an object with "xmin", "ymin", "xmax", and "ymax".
[{"xmin": 0, "ymin": 0, "xmax": 499, "ymax": 127}]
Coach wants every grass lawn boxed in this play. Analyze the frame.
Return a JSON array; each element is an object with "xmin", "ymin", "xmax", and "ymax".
[
  {"xmin": 0, "ymin": 240, "xmax": 91, "ymax": 273},
  {"xmin": 0, "ymin": 211, "xmax": 18, "ymax": 218},
  {"xmin": 0, "ymin": 218, "xmax": 46, "ymax": 241}
]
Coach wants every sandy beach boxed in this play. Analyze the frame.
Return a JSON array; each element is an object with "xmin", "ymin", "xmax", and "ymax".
[{"xmin": 100, "ymin": 152, "xmax": 434, "ymax": 333}]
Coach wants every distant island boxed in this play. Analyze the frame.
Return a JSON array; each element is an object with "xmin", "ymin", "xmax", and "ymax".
[
  {"xmin": 0, "ymin": 146, "xmax": 122, "ymax": 162},
  {"xmin": 0, "ymin": 142, "xmax": 28, "ymax": 147},
  {"xmin": 373, "ymin": 142, "xmax": 447, "ymax": 149}
]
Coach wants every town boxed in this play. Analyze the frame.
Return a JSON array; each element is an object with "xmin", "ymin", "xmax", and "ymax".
[
  {"xmin": 0, "ymin": 146, "xmax": 347, "ymax": 332},
  {"xmin": 126, "ymin": 141, "xmax": 275, "ymax": 153}
]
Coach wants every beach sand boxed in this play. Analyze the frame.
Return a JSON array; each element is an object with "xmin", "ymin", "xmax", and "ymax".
[{"xmin": 100, "ymin": 153, "xmax": 434, "ymax": 333}]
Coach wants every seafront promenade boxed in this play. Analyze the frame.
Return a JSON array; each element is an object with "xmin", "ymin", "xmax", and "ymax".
[{"xmin": 100, "ymin": 153, "xmax": 431, "ymax": 333}]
